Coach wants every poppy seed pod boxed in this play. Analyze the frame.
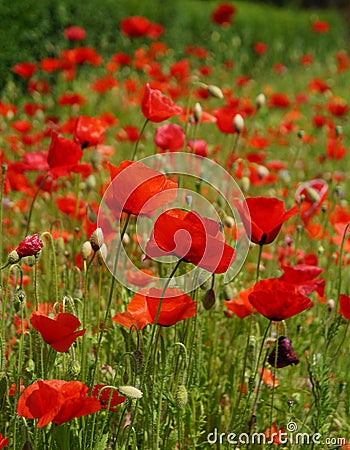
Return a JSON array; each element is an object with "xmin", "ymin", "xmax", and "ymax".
[
  {"xmin": 202, "ymin": 288, "xmax": 216, "ymax": 310},
  {"xmin": 8, "ymin": 250, "xmax": 20, "ymax": 264},
  {"xmin": 233, "ymin": 114, "xmax": 244, "ymax": 133}
]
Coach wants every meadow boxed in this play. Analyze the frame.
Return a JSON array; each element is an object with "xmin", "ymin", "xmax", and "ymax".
[{"xmin": 0, "ymin": 1, "xmax": 350, "ymax": 449}]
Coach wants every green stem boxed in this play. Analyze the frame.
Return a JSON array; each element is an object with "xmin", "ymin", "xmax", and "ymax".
[
  {"xmin": 25, "ymin": 174, "xmax": 49, "ymax": 237},
  {"xmin": 40, "ymin": 232, "xmax": 59, "ymax": 303},
  {"xmin": 90, "ymin": 214, "xmax": 130, "ymax": 390},
  {"xmin": 335, "ymin": 221, "xmax": 350, "ymax": 315},
  {"xmin": 256, "ymin": 244, "xmax": 263, "ymax": 282},
  {"xmin": 131, "ymin": 118, "xmax": 149, "ymax": 161},
  {"xmin": 0, "ymin": 164, "xmax": 7, "ymax": 270}
]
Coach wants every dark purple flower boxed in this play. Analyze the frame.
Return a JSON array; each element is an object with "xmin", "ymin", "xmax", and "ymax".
[{"xmin": 268, "ymin": 336, "xmax": 299, "ymax": 368}]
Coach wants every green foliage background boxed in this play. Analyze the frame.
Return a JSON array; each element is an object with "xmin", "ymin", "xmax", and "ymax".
[{"xmin": 0, "ymin": 0, "xmax": 347, "ymax": 91}]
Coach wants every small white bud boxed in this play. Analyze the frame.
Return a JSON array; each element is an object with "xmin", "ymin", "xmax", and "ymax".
[
  {"xmin": 233, "ymin": 114, "xmax": 244, "ymax": 133},
  {"xmin": 255, "ymin": 93, "xmax": 266, "ymax": 109}
]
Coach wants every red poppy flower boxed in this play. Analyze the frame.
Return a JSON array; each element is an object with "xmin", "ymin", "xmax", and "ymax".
[
  {"xmin": 339, "ymin": 294, "xmax": 350, "ymax": 320},
  {"xmin": 327, "ymin": 96, "xmax": 348, "ymax": 117},
  {"xmin": 236, "ymin": 197, "xmax": 298, "ymax": 245},
  {"xmin": 211, "ymin": 3, "xmax": 236, "ymax": 25},
  {"xmin": 58, "ymin": 92, "xmax": 86, "ymax": 106},
  {"xmin": 248, "ymin": 278, "xmax": 312, "ymax": 321},
  {"xmin": 254, "ymin": 42, "xmax": 268, "ymax": 55},
  {"xmin": 92, "ymin": 385, "xmax": 126, "ymax": 411},
  {"xmin": 47, "ymin": 131, "xmax": 83, "ymax": 178},
  {"xmin": 16, "ymin": 234, "xmax": 44, "ymax": 258},
  {"xmin": 73, "ymin": 116, "xmax": 107, "ymax": 148},
  {"xmin": 40, "ymin": 58, "xmax": 62, "ymax": 73},
  {"xmin": 225, "ymin": 287, "xmax": 253, "ymax": 319},
  {"xmin": 155, "ymin": 123, "xmax": 185, "ymax": 151},
  {"xmin": 295, "ymin": 179, "xmax": 328, "ymax": 224},
  {"xmin": 64, "ymin": 25, "xmax": 87, "ymax": 41},
  {"xmin": 0, "ymin": 433, "xmax": 9, "ymax": 448},
  {"xmin": 121, "ymin": 15, "xmax": 152, "ymax": 37},
  {"xmin": 126, "ymin": 269, "xmax": 155, "ymax": 287},
  {"xmin": 30, "ymin": 311, "xmax": 86, "ymax": 352},
  {"xmin": 145, "ymin": 209, "xmax": 235, "ymax": 273},
  {"xmin": 17, "ymin": 380, "xmax": 101, "ymax": 427},
  {"xmin": 268, "ymin": 93, "xmax": 290, "ymax": 108},
  {"xmin": 12, "ymin": 62, "xmax": 37, "ymax": 78},
  {"xmin": 280, "ymin": 264, "xmax": 325, "ymax": 297},
  {"xmin": 112, "ymin": 287, "xmax": 196, "ymax": 329},
  {"xmin": 108, "ymin": 160, "xmax": 178, "ymax": 217},
  {"xmin": 61, "ymin": 47, "xmax": 102, "ymax": 66},
  {"xmin": 311, "ymin": 20, "xmax": 330, "ymax": 33},
  {"xmin": 56, "ymin": 194, "xmax": 87, "ymax": 219},
  {"xmin": 141, "ymin": 83, "xmax": 182, "ymax": 123},
  {"xmin": 187, "ymin": 139, "xmax": 208, "ymax": 157}
]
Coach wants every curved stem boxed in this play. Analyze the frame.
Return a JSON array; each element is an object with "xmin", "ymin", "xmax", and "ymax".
[
  {"xmin": 131, "ymin": 118, "xmax": 149, "ymax": 161},
  {"xmin": 25, "ymin": 174, "xmax": 49, "ymax": 237},
  {"xmin": 335, "ymin": 221, "xmax": 350, "ymax": 315},
  {"xmin": 90, "ymin": 214, "xmax": 130, "ymax": 389}
]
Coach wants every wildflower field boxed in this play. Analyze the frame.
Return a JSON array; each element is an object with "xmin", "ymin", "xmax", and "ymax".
[{"xmin": 1, "ymin": 1, "xmax": 350, "ymax": 449}]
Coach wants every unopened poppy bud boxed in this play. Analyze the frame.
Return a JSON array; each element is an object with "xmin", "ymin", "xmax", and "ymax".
[
  {"xmin": 222, "ymin": 285, "xmax": 233, "ymax": 300},
  {"xmin": 193, "ymin": 102, "xmax": 203, "ymax": 123},
  {"xmin": 202, "ymin": 288, "xmax": 216, "ymax": 310},
  {"xmin": 26, "ymin": 358, "xmax": 35, "ymax": 373},
  {"xmin": 233, "ymin": 114, "xmax": 244, "ymax": 133},
  {"xmin": 335, "ymin": 125, "xmax": 343, "ymax": 136},
  {"xmin": 123, "ymin": 371, "xmax": 129, "ymax": 384},
  {"xmin": 90, "ymin": 228, "xmax": 104, "ymax": 251},
  {"xmin": 131, "ymin": 349, "xmax": 144, "ymax": 375},
  {"xmin": 12, "ymin": 287, "xmax": 26, "ymax": 312},
  {"xmin": 175, "ymin": 384, "xmax": 188, "ymax": 409},
  {"xmin": 207, "ymin": 84, "xmax": 224, "ymax": 99},
  {"xmin": 297, "ymin": 130, "xmax": 305, "ymax": 139},
  {"xmin": 255, "ymin": 93, "xmax": 266, "ymax": 109},
  {"xmin": 305, "ymin": 186, "xmax": 320, "ymax": 203},
  {"xmin": 241, "ymin": 176, "xmax": 250, "ymax": 192},
  {"xmin": 318, "ymin": 245, "xmax": 325, "ymax": 255},
  {"xmin": 122, "ymin": 233, "xmax": 130, "ymax": 246},
  {"xmin": 85, "ymin": 174, "xmax": 96, "ymax": 191},
  {"xmin": 327, "ymin": 299, "xmax": 335, "ymax": 312},
  {"xmin": 67, "ymin": 360, "xmax": 81, "ymax": 377},
  {"xmin": 223, "ymin": 216, "xmax": 235, "ymax": 228},
  {"xmin": 257, "ymin": 165, "xmax": 269, "ymax": 179},
  {"xmin": 8, "ymin": 250, "xmax": 20, "ymax": 264},
  {"xmin": 118, "ymin": 385, "xmax": 143, "ymax": 399},
  {"xmin": 22, "ymin": 255, "xmax": 37, "ymax": 267},
  {"xmin": 81, "ymin": 241, "xmax": 93, "ymax": 260},
  {"xmin": 98, "ymin": 243, "xmax": 108, "ymax": 264}
]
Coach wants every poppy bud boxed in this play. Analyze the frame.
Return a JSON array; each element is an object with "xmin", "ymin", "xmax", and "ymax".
[
  {"xmin": 67, "ymin": 360, "xmax": 81, "ymax": 377},
  {"xmin": 268, "ymin": 336, "xmax": 299, "ymax": 368},
  {"xmin": 202, "ymin": 288, "xmax": 216, "ymax": 310},
  {"xmin": 223, "ymin": 216, "xmax": 235, "ymax": 228},
  {"xmin": 26, "ymin": 358, "xmax": 35, "ymax": 373},
  {"xmin": 207, "ymin": 84, "xmax": 224, "ymax": 99},
  {"xmin": 305, "ymin": 186, "xmax": 320, "ymax": 203},
  {"xmin": 118, "ymin": 385, "xmax": 143, "ymax": 399},
  {"xmin": 22, "ymin": 255, "xmax": 37, "ymax": 267},
  {"xmin": 85, "ymin": 175, "xmax": 97, "ymax": 191},
  {"xmin": 90, "ymin": 228, "xmax": 104, "ymax": 251},
  {"xmin": 233, "ymin": 114, "xmax": 244, "ymax": 133},
  {"xmin": 98, "ymin": 244, "xmax": 108, "ymax": 264},
  {"xmin": 16, "ymin": 234, "xmax": 44, "ymax": 258},
  {"xmin": 335, "ymin": 125, "xmax": 343, "ymax": 136},
  {"xmin": 327, "ymin": 299, "xmax": 335, "ymax": 312},
  {"xmin": 297, "ymin": 130, "xmax": 305, "ymax": 139},
  {"xmin": 123, "ymin": 371, "xmax": 129, "ymax": 384},
  {"xmin": 81, "ymin": 241, "xmax": 93, "ymax": 260},
  {"xmin": 8, "ymin": 250, "xmax": 20, "ymax": 265},
  {"xmin": 122, "ymin": 233, "xmax": 130, "ymax": 246},
  {"xmin": 255, "ymin": 93, "xmax": 266, "ymax": 109},
  {"xmin": 257, "ymin": 165, "xmax": 269, "ymax": 179},
  {"xmin": 12, "ymin": 287, "xmax": 26, "ymax": 312},
  {"xmin": 241, "ymin": 176, "xmax": 250, "ymax": 192},
  {"xmin": 193, "ymin": 102, "xmax": 203, "ymax": 123},
  {"xmin": 175, "ymin": 384, "xmax": 188, "ymax": 409}
]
